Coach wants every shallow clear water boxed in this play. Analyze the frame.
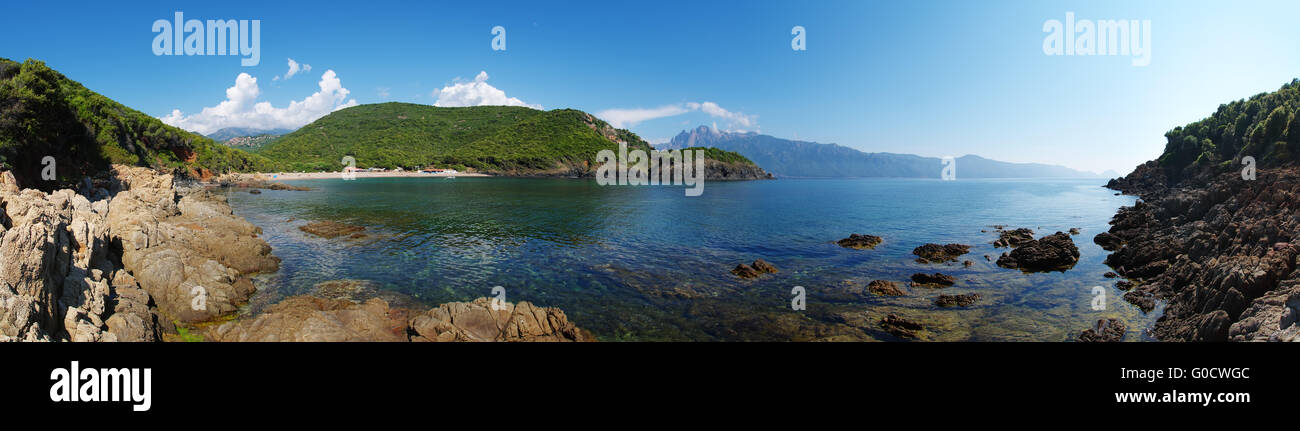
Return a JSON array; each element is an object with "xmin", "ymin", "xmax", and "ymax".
[{"xmin": 224, "ymin": 176, "xmax": 1158, "ymax": 341}]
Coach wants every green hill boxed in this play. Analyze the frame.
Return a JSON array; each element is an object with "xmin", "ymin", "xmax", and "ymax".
[
  {"xmin": 1158, "ymin": 78, "xmax": 1300, "ymax": 179},
  {"xmin": 0, "ymin": 58, "xmax": 275, "ymax": 189},
  {"xmin": 256, "ymin": 102, "xmax": 764, "ymax": 177}
]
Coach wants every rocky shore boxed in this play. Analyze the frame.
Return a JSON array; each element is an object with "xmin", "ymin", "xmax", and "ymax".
[
  {"xmin": 1100, "ymin": 162, "xmax": 1300, "ymax": 341},
  {"xmin": 0, "ymin": 166, "xmax": 591, "ymax": 342}
]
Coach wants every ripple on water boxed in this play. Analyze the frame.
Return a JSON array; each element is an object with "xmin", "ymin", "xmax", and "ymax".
[{"xmin": 223, "ymin": 177, "xmax": 1156, "ymax": 341}]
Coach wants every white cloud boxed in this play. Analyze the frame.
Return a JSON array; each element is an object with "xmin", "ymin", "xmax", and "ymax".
[
  {"xmin": 161, "ymin": 70, "xmax": 358, "ymax": 135},
  {"xmin": 432, "ymin": 71, "xmax": 540, "ymax": 109},
  {"xmin": 284, "ymin": 58, "xmax": 311, "ymax": 80},
  {"xmin": 596, "ymin": 101, "xmax": 756, "ymax": 129},
  {"xmin": 596, "ymin": 105, "xmax": 691, "ymax": 129}
]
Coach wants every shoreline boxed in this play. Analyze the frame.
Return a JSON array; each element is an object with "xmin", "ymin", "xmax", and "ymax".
[{"xmin": 256, "ymin": 171, "xmax": 491, "ymax": 180}]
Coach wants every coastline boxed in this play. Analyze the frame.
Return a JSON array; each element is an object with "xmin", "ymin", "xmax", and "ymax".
[
  {"xmin": 0, "ymin": 166, "xmax": 590, "ymax": 342},
  {"xmin": 1099, "ymin": 163, "xmax": 1300, "ymax": 341},
  {"xmin": 254, "ymin": 171, "xmax": 491, "ymax": 180}
]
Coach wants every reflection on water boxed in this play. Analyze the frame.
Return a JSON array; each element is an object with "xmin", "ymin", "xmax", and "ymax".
[{"xmin": 225, "ymin": 176, "xmax": 1158, "ymax": 341}]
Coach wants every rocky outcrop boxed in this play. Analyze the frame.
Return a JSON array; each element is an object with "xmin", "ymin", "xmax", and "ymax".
[
  {"xmin": 701, "ymin": 159, "xmax": 774, "ymax": 181},
  {"xmin": 837, "ymin": 233, "xmax": 883, "ymax": 250},
  {"xmin": 912, "ymin": 243, "xmax": 971, "ymax": 263},
  {"xmin": 1102, "ymin": 164, "xmax": 1300, "ymax": 341},
  {"xmin": 0, "ymin": 169, "xmax": 163, "ymax": 341},
  {"xmin": 0, "ymin": 165, "xmax": 281, "ymax": 341},
  {"xmin": 995, "ymin": 232, "xmax": 1080, "ymax": 272},
  {"xmin": 210, "ymin": 295, "xmax": 593, "ymax": 342},
  {"xmin": 1078, "ymin": 318, "xmax": 1126, "ymax": 342},
  {"xmin": 107, "ymin": 166, "xmax": 278, "ymax": 323},
  {"xmin": 213, "ymin": 172, "xmax": 311, "ymax": 191}
]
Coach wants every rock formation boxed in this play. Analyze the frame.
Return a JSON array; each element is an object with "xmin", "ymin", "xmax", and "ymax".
[
  {"xmin": 995, "ymin": 232, "xmax": 1080, "ymax": 272},
  {"xmin": 1101, "ymin": 163, "xmax": 1300, "ymax": 341},
  {"xmin": 210, "ymin": 295, "xmax": 593, "ymax": 342},
  {"xmin": 0, "ymin": 165, "xmax": 278, "ymax": 341}
]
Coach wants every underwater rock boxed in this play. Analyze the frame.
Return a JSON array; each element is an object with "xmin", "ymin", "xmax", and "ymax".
[
  {"xmin": 934, "ymin": 293, "xmax": 980, "ymax": 307},
  {"xmin": 880, "ymin": 314, "xmax": 923, "ymax": 339},
  {"xmin": 910, "ymin": 272, "xmax": 956, "ymax": 287},
  {"xmin": 1078, "ymin": 318, "xmax": 1125, "ymax": 342},
  {"xmin": 868, "ymin": 280, "xmax": 906, "ymax": 296},
  {"xmin": 299, "ymin": 220, "xmax": 366, "ymax": 239}
]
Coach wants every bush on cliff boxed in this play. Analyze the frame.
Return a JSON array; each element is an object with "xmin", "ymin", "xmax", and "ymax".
[
  {"xmin": 0, "ymin": 58, "xmax": 275, "ymax": 190},
  {"xmin": 1159, "ymin": 78, "xmax": 1300, "ymax": 180}
]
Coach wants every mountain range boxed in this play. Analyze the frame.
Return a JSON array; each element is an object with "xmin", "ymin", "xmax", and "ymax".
[{"xmin": 658, "ymin": 126, "xmax": 1116, "ymax": 179}]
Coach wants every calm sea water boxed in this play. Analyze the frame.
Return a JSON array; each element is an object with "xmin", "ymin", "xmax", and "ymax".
[{"xmin": 223, "ymin": 177, "xmax": 1157, "ymax": 341}]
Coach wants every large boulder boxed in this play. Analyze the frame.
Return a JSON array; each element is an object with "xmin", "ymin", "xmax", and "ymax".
[{"xmin": 996, "ymin": 232, "xmax": 1080, "ymax": 272}]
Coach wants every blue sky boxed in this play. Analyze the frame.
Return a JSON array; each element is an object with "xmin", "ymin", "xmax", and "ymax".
[{"xmin": 3, "ymin": 0, "xmax": 1300, "ymax": 174}]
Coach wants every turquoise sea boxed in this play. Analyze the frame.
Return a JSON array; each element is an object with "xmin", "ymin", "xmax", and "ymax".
[{"xmin": 223, "ymin": 176, "xmax": 1157, "ymax": 341}]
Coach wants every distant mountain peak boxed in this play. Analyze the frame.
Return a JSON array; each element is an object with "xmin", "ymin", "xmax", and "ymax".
[
  {"xmin": 667, "ymin": 125, "xmax": 756, "ymax": 149},
  {"xmin": 660, "ymin": 126, "xmax": 1101, "ymax": 179}
]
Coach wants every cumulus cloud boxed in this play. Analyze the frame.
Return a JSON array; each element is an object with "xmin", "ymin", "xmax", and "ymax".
[
  {"xmin": 432, "ymin": 71, "xmax": 540, "ymax": 109},
  {"xmin": 596, "ymin": 101, "xmax": 756, "ymax": 129},
  {"xmin": 161, "ymin": 70, "xmax": 358, "ymax": 135}
]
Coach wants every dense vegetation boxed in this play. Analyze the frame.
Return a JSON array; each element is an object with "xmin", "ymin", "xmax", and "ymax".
[
  {"xmin": 1159, "ymin": 78, "xmax": 1300, "ymax": 177},
  {"xmin": 207, "ymin": 127, "xmax": 292, "ymax": 141},
  {"xmin": 0, "ymin": 58, "xmax": 274, "ymax": 189},
  {"xmin": 257, "ymin": 103, "xmax": 756, "ymax": 175}
]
